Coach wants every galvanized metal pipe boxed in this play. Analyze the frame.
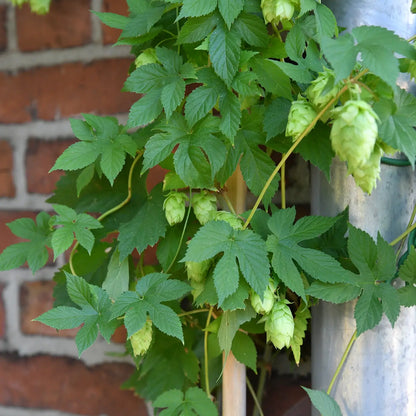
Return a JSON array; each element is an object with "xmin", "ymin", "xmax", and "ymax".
[{"xmin": 311, "ymin": 1, "xmax": 416, "ymax": 415}]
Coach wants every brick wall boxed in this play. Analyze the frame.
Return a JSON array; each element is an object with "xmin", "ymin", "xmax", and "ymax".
[{"xmin": 0, "ymin": 1, "xmax": 311, "ymax": 415}]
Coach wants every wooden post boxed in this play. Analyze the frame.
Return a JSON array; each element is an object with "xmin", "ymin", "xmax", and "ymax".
[{"xmin": 222, "ymin": 166, "xmax": 247, "ymax": 416}]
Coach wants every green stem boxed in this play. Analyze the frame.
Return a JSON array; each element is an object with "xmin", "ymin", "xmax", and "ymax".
[
  {"xmin": 69, "ymin": 151, "xmax": 143, "ymax": 276},
  {"xmin": 242, "ymin": 71, "xmax": 368, "ymax": 230},
  {"xmin": 222, "ymin": 192, "xmax": 237, "ymax": 216},
  {"xmin": 165, "ymin": 189, "xmax": 192, "ymax": 274},
  {"xmin": 389, "ymin": 221, "xmax": 416, "ymax": 247},
  {"xmin": 252, "ymin": 343, "xmax": 272, "ymax": 416},
  {"xmin": 395, "ymin": 204, "xmax": 416, "ymax": 260},
  {"xmin": 281, "ymin": 155, "xmax": 286, "ymax": 210},
  {"xmin": 204, "ymin": 306, "xmax": 214, "ymax": 397},
  {"xmin": 178, "ymin": 308, "xmax": 210, "ymax": 317},
  {"xmin": 247, "ymin": 376, "xmax": 265, "ymax": 416},
  {"xmin": 327, "ymin": 330, "xmax": 357, "ymax": 395}
]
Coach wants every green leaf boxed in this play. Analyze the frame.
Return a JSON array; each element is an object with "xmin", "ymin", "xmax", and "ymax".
[
  {"xmin": 218, "ymin": 0, "xmax": 244, "ymax": 28},
  {"xmin": 377, "ymin": 283, "xmax": 400, "ymax": 327},
  {"xmin": 76, "ymin": 164, "xmax": 95, "ymax": 197},
  {"xmin": 0, "ymin": 212, "xmax": 52, "ymax": 273},
  {"xmin": 399, "ymin": 247, "xmax": 416, "ymax": 284},
  {"xmin": 121, "ymin": 5, "xmax": 165, "ymax": 38},
  {"xmin": 117, "ymin": 184, "xmax": 167, "ymax": 259},
  {"xmin": 102, "ymin": 249, "xmax": 130, "ymax": 300},
  {"xmin": 51, "ymin": 205, "xmax": 102, "ymax": 258},
  {"xmin": 178, "ymin": 0, "xmax": 217, "ymax": 19},
  {"xmin": 177, "ymin": 14, "xmax": 218, "ymax": 44},
  {"xmin": 354, "ymin": 286, "xmax": 383, "ymax": 335},
  {"xmin": 218, "ymin": 89, "xmax": 242, "ymax": 141},
  {"xmin": 185, "ymin": 86, "xmax": 219, "ymax": 127},
  {"xmin": 128, "ymin": 90, "xmax": 163, "ymax": 128},
  {"xmin": 398, "ymin": 285, "xmax": 416, "ymax": 307},
  {"xmin": 92, "ymin": 11, "xmax": 129, "ymax": 29},
  {"xmin": 161, "ymin": 78, "xmax": 186, "ymax": 119},
  {"xmin": 183, "ymin": 221, "xmax": 270, "ymax": 305},
  {"xmin": 184, "ymin": 387, "xmax": 219, "ymax": 416},
  {"xmin": 314, "ymin": 4, "xmax": 338, "ymax": 41},
  {"xmin": 231, "ymin": 331, "xmax": 257, "ymax": 372},
  {"xmin": 307, "ymin": 282, "xmax": 361, "ymax": 303},
  {"xmin": 233, "ymin": 12, "xmax": 269, "ymax": 47},
  {"xmin": 272, "ymin": 60, "xmax": 313, "ymax": 84},
  {"xmin": 290, "ymin": 301, "xmax": 311, "ymax": 365},
  {"xmin": 33, "ymin": 305, "xmax": 85, "ymax": 330},
  {"xmin": 263, "ymin": 97, "xmax": 291, "ymax": 141},
  {"xmin": 266, "ymin": 208, "xmax": 353, "ymax": 300},
  {"xmin": 302, "ymin": 387, "xmax": 342, "ymax": 416},
  {"xmin": 209, "ymin": 21, "xmax": 241, "ymax": 85}
]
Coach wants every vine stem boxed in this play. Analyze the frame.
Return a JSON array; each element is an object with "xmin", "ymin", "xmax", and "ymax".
[
  {"xmin": 326, "ymin": 330, "xmax": 357, "ymax": 395},
  {"xmin": 68, "ymin": 151, "xmax": 143, "ymax": 276},
  {"xmin": 246, "ymin": 376, "xmax": 265, "ymax": 416},
  {"xmin": 178, "ymin": 308, "xmax": 210, "ymax": 317},
  {"xmin": 204, "ymin": 306, "xmax": 214, "ymax": 398},
  {"xmin": 242, "ymin": 70, "xmax": 369, "ymax": 231},
  {"xmin": 390, "ymin": 219, "xmax": 416, "ymax": 247}
]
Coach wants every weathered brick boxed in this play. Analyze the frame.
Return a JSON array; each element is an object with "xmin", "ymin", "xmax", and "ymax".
[
  {"xmin": 0, "ymin": 140, "xmax": 15, "ymax": 197},
  {"xmin": 20, "ymin": 281, "xmax": 78, "ymax": 337},
  {"xmin": 0, "ymin": 58, "xmax": 136, "ymax": 123},
  {"xmin": 102, "ymin": 0, "xmax": 129, "ymax": 45},
  {"xmin": 0, "ymin": 284, "xmax": 5, "ymax": 339},
  {"xmin": 25, "ymin": 138, "xmax": 75, "ymax": 194},
  {"xmin": 0, "ymin": 353, "xmax": 147, "ymax": 415},
  {"xmin": 0, "ymin": 6, "xmax": 7, "ymax": 51},
  {"xmin": 16, "ymin": 0, "xmax": 91, "ymax": 52}
]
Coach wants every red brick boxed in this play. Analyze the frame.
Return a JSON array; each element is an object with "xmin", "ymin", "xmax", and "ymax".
[
  {"xmin": 0, "ymin": 6, "xmax": 7, "ymax": 51},
  {"xmin": 16, "ymin": 0, "xmax": 91, "ymax": 52},
  {"xmin": 0, "ymin": 58, "xmax": 136, "ymax": 123},
  {"xmin": 20, "ymin": 281, "xmax": 78, "ymax": 337},
  {"xmin": 0, "ymin": 353, "xmax": 147, "ymax": 415},
  {"xmin": 0, "ymin": 284, "xmax": 5, "ymax": 339},
  {"xmin": 0, "ymin": 140, "xmax": 15, "ymax": 197},
  {"xmin": 26, "ymin": 138, "xmax": 75, "ymax": 194},
  {"xmin": 102, "ymin": 0, "xmax": 129, "ymax": 45}
]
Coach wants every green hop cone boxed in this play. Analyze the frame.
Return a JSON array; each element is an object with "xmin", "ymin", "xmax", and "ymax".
[
  {"xmin": 135, "ymin": 48, "xmax": 158, "ymax": 68},
  {"xmin": 185, "ymin": 259, "xmax": 212, "ymax": 283},
  {"xmin": 130, "ymin": 320, "xmax": 153, "ymax": 357},
  {"xmin": 330, "ymin": 100, "xmax": 379, "ymax": 168},
  {"xmin": 29, "ymin": 0, "xmax": 50, "ymax": 14},
  {"xmin": 214, "ymin": 211, "xmax": 243, "ymax": 230},
  {"xmin": 163, "ymin": 191, "xmax": 188, "ymax": 226},
  {"xmin": 192, "ymin": 191, "xmax": 217, "ymax": 225},
  {"xmin": 306, "ymin": 68, "xmax": 340, "ymax": 121},
  {"xmin": 250, "ymin": 280, "xmax": 276, "ymax": 315},
  {"xmin": 285, "ymin": 99, "xmax": 317, "ymax": 141},
  {"xmin": 261, "ymin": 0, "xmax": 299, "ymax": 23},
  {"xmin": 190, "ymin": 279, "xmax": 205, "ymax": 301},
  {"xmin": 265, "ymin": 300, "xmax": 294, "ymax": 350},
  {"xmin": 349, "ymin": 143, "xmax": 383, "ymax": 194}
]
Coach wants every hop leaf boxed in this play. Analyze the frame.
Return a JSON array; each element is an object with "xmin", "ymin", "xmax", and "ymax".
[
  {"xmin": 185, "ymin": 259, "xmax": 212, "ymax": 283},
  {"xmin": 265, "ymin": 299, "xmax": 295, "ymax": 349},
  {"xmin": 250, "ymin": 279, "xmax": 276, "ymax": 315},
  {"xmin": 163, "ymin": 191, "xmax": 188, "ymax": 226},
  {"xmin": 130, "ymin": 320, "xmax": 153, "ymax": 357},
  {"xmin": 285, "ymin": 99, "xmax": 317, "ymax": 141},
  {"xmin": 261, "ymin": 0, "xmax": 300, "ymax": 23},
  {"xmin": 192, "ymin": 191, "xmax": 217, "ymax": 225},
  {"xmin": 134, "ymin": 48, "xmax": 158, "ymax": 68},
  {"xmin": 330, "ymin": 100, "xmax": 379, "ymax": 168},
  {"xmin": 214, "ymin": 211, "xmax": 243, "ymax": 230},
  {"xmin": 290, "ymin": 301, "xmax": 311, "ymax": 365},
  {"xmin": 349, "ymin": 143, "xmax": 383, "ymax": 194}
]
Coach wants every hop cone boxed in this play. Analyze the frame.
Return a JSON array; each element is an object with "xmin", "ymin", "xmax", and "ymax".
[
  {"xmin": 261, "ymin": 0, "xmax": 299, "ymax": 23},
  {"xmin": 285, "ymin": 100, "xmax": 317, "ymax": 141},
  {"xmin": 265, "ymin": 300, "xmax": 294, "ymax": 350},
  {"xmin": 29, "ymin": 0, "xmax": 50, "ymax": 14},
  {"xmin": 130, "ymin": 320, "xmax": 153, "ymax": 357},
  {"xmin": 135, "ymin": 48, "xmax": 158, "ymax": 68},
  {"xmin": 214, "ymin": 211, "xmax": 243, "ymax": 230},
  {"xmin": 330, "ymin": 100, "xmax": 379, "ymax": 168},
  {"xmin": 349, "ymin": 143, "xmax": 383, "ymax": 194},
  {"xmin": 186, "ymin": 259, "xmax": 212, "ymax": 283},
  {"xmin": 163, "ymin": 191, "xmax": 188, "ymax": 226},
  {"xmin": 192, "ymin": 191, "xmax": 217, "ymax": 225},
  {"xmin": 250, "ymin": 280, "xmax": 276, "ymax": 315},
  {"xmin": 306, "ymin": 68, "xmax": 340, "ymax": 121}
]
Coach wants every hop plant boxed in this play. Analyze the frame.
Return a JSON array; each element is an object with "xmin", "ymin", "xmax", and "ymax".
[
  {"xmin": 349, "ymin": 143, "xmax": 383, "ymax": 194},
  {"xmin": 29, "ymin": 0, "xmax": 50, "ymax": 14},
  {"xmin": 261, "ymin": 0, "xmax": 299, "ymax": 23},
  {"xmin": 185, "ymin": 259, "xmax": 212, "ymax": 283},
  {"xmin": 192, "ymin": 191, "xmax": 217, "ymax": 225},
  {"xmin": 163, "ymin": 191, "xmax": 188, "ymax": 226},
  {"xmin": 250, "ymin": 279, "xmax": 276, "ymax": 315},
  {"xmin": 285, "ymin": 99, "xmax": 317, "ymax": 141},
  {"xmin": 130, "ymin": 320, "xmax": 153, "ymax": 357},
  {"xmin": 214, "ymin": 211, "xmax": 243, "ymax": 230},
  {"xmin": 330, "ymin": 100, "xmax": 379, "ymax": 169},
  {"xmin": 135, "ymin": 48, "xmax": 158, "ymax": 68},
  {"xmin": 306, "ymin": 68, "xmax": 340, "ymax": 121},
  {"xmin": 265, "ymin": 300, "xmax": 295, "ymax": 350}
]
